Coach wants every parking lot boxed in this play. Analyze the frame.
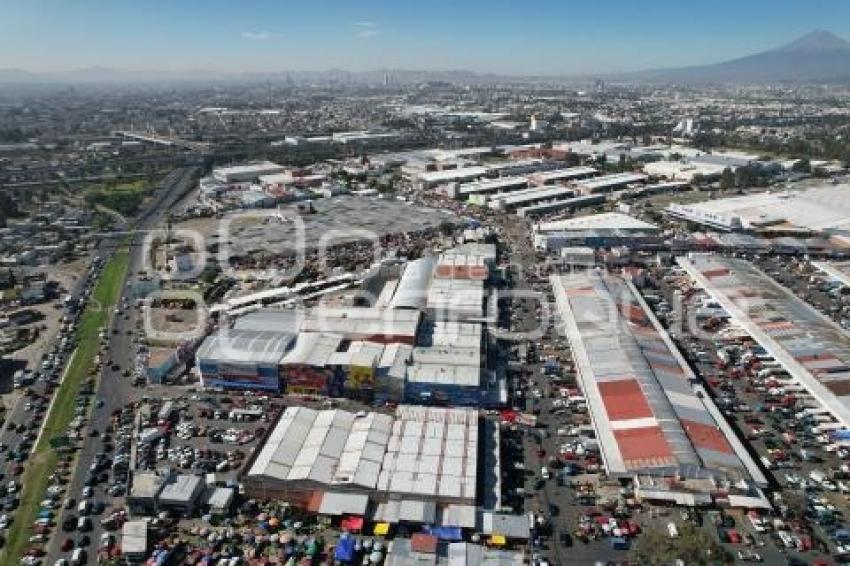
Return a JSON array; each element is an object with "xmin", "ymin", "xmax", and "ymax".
[{"xmin": 649, "ymin": 260, "xmax": 850, "ymax": 563}]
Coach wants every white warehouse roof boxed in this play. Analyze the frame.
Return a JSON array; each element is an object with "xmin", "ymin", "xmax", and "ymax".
[
  {"xmin": 196, "ymin": 329, "xmax": 297, "ymax": 365},
  {"xmin": 378, "ymin": 406, "xmax": 479, "ymax": 501},
  {"xmin": 247, "ymin": 406, "xmax": 393, "ymax": 489},
  {"xmin": 248, "ymin": 405, "xmax": 481, "ymax": 503},
  {"xmin": 418, "ymin": 167, "xmax": 489, "ymax": 184},
  {"xmin": 536, "ymin": 212, "xmax": 658, "ymax": 233}
]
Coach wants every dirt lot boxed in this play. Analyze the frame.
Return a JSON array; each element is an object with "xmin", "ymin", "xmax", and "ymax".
[{"xmin": 8, "ymin": 259, "xmax": 87, "ymax": 369}]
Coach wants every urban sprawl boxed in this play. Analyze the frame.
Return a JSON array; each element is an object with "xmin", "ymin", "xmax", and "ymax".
[{"xmin": 5, "ymin": 78, "xmax": 850, "ymax": 566}]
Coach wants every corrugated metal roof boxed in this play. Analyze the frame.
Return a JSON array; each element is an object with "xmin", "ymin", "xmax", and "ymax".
[
  {"xmin": 681, "ymin": 255, "xmax": 850, "ymax": 428},
  {"xmin": 390, "ymin": 257, "xmax": 435, "ymax": 310},
  {"xmin": 317, "ymin": 491, "xmax": 369, "ymax": 516},
  {"xmin": 537, "ymin": 212, "xmax": 657, "ymax": 233},
  {"xmin": 248, "ymin": 406, "xmax": 391, "ymax": 490},
  {"xmin": 552, "ymin": 271, "xmax": 748, "ymax": 480},
  {"xmin": 250, "ymin": 405, "xmax": 480, "ymax": 502},
  {"xmin": 300, "ymin": 307, "xmax": 421, "ymax": 339},
  {"xmin": 382, "ymin": 406, "xmax": 479, "ymax": 502},
  {"xmin": 196, "ymin": 329, "xmax": 296, "ymax": 365},
  {"xmin": 281, "ymin": 332, "xmax": 344, "ymax": 367}
]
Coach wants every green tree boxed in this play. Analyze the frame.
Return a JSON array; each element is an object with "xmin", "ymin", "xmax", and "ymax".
[
  {"xmin": 791, "ymin": 158, "xmax": 811, "ymax": 174},
  {"xmin": 734, "ymin": 166, "xmax": 755, "ymax": 189},
  {"xmin": 720, "ymin": 167, "xmax": 735, "ymax": 191}
]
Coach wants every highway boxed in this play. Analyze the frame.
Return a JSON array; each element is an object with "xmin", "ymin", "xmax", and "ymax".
[
  {"xmin": 37, "ymin": 167, "xmax": 198, "ymax": 565},
  {"xmin": 0, "ymin": 215, "xmax": 130, "ymax": 561}
]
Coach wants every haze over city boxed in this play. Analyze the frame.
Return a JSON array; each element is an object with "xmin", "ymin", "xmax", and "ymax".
[{"xmin": 4, "ymin": 0, "xmax": 850, "ymax": 75}]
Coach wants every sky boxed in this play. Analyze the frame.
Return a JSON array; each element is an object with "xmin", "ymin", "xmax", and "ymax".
[{"xmin": 3, "ymin": 0, "xmax": 850, "ymax": 75}]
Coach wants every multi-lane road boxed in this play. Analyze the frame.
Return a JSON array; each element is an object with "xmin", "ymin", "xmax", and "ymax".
[{"xmin": 29, "ymin": 167, "xmax": 198, "ymax": 565}]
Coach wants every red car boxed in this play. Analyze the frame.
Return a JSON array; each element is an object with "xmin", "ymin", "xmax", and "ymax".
[{"xmin": 60, "ymin": 537, "xmax": 74, "ymax": 552}]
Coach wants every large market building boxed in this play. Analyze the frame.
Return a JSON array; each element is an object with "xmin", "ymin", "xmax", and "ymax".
[{"xmin": 551, "ymin": 270, "xmax": 770, "ymax": 507}]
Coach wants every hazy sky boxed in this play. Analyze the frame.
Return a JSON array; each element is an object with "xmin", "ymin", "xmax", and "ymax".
[{"xmin": 4, "ymin": 0, "xmax": 850, "ymax": 75}]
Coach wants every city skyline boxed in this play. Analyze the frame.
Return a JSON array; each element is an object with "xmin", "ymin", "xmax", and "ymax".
[{"xmin": 4, "ymin": 0, "xmax": 850, "ymax": 75}]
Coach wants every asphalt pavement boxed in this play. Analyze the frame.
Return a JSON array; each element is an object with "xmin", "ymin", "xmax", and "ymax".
[{"xmin": 43, "ymin": 167, "xmax": 198, "ymax": 565}]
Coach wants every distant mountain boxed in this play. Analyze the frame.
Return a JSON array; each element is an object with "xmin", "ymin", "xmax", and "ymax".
[{"xmin": 629, "ymin": 30, "xmax": 850, "ymax": 84}]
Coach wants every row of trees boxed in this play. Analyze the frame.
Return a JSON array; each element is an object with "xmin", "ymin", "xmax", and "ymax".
[
  {"xmin": 717, "ymin": 165, "xmax": 771, "ymax": 191},
  {"xmin": 0, "ymin": 192, "xmax": 23, "ymax": 227}
]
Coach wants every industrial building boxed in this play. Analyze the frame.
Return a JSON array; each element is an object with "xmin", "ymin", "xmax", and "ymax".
[
  {"xmin": 121, "ymin": 520, "xmax": 149, "ymax": 563},
  {"xmin": 666, "ymin": 184, "xmax": 850, "ymax": 233},
  {"xmin": 679, "ymin": 254, "xmax": 850, "ymax": 429},
  {"xmin": 529, "ymin": 166, "xmax": 597, "ymax": 185},
  {"xmin": 259, "ymin": 171, "xmax": 327, "ymax": 191},
  {"xmin": 197, "ymin": 245, "xmax": 497, "ymax": 403},
  {"xmin": 407, "ymin": 337, "xmax": 483, "ymax": 406},
  {"xmin": 375, "ymin": 343, "xmax": 414, "ymax": 403},
  {"xmin": 485, "ymin": 158, "xmax": 562, "ymax": 177},
  {"xmin": 516, "ymin": 194, "xmax": 606, "ymax": 218},
  {"xmin": 417, "ymin": 167, "xmax": 489, "ymax": 189},
  {"xmin": 244, "ymin": 405, "xmax": 488, "ymax": 515},
  {"xmin": 574, "ymin": 172, "xmax": 649, "ymax": 195},
  {"xmin": 560, "ymin": 246, "xmax": 597, "ymax": 268},
  {"xmin": 212, "ymin": 161, "xmax": 287, "ymax": 185},
  {"xmin": 299, "ymin": 307, "xmax": 421, "ymax": 345},
  {"xmin": 198, "ymin": 307, "xmax": 418, "ymax": 394},
  {"xmin": 450, "ymin": 176, "xmax": 529, "ymax": 202},
  {"xmin": 231, "ymin": 306, "xmax": 421, "ymax": 345},
  {"xmin": 389, "ymin": 257, "xmax": 436, "ymax": 311},
  {"xmin": 158, "ymin": 474, "xmax": 206, "ymax": 516},
  {"xmin": 279, "ymin": 332, "xmax": 346, "ymax": 395},
  {"xmin": 425, "ymin": 245, "xmax": 493, "ymax": 322},
  {"xmin": 551, "ymin": 271, "xmax": 769, "ymax": 506},
  {"xmin": 486, "ymin": 185, "xmax": 576, "ymax": 212},
  {"xmin": 196, "ymin": 329, "xmax": 297, "ymax": 391},
  {"xmin": 644, "ymin": 160, "xmax": 727, "ymax": 182},
  {"xmin": 533, "ymin": 212, "xmax": 661, "ymax": 252},
  {"xmin": 536, "ymin": 212, "xmax": 658, "ymax": 234},
  {"xmin": 128, "ymin": 471, "xmax": 206, "ymax": 516}
]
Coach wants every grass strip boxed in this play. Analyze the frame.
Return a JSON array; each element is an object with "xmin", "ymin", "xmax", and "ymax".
[{"xmin": 3, "ymin": 250, "xmax": 129, "ymax": 561}]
